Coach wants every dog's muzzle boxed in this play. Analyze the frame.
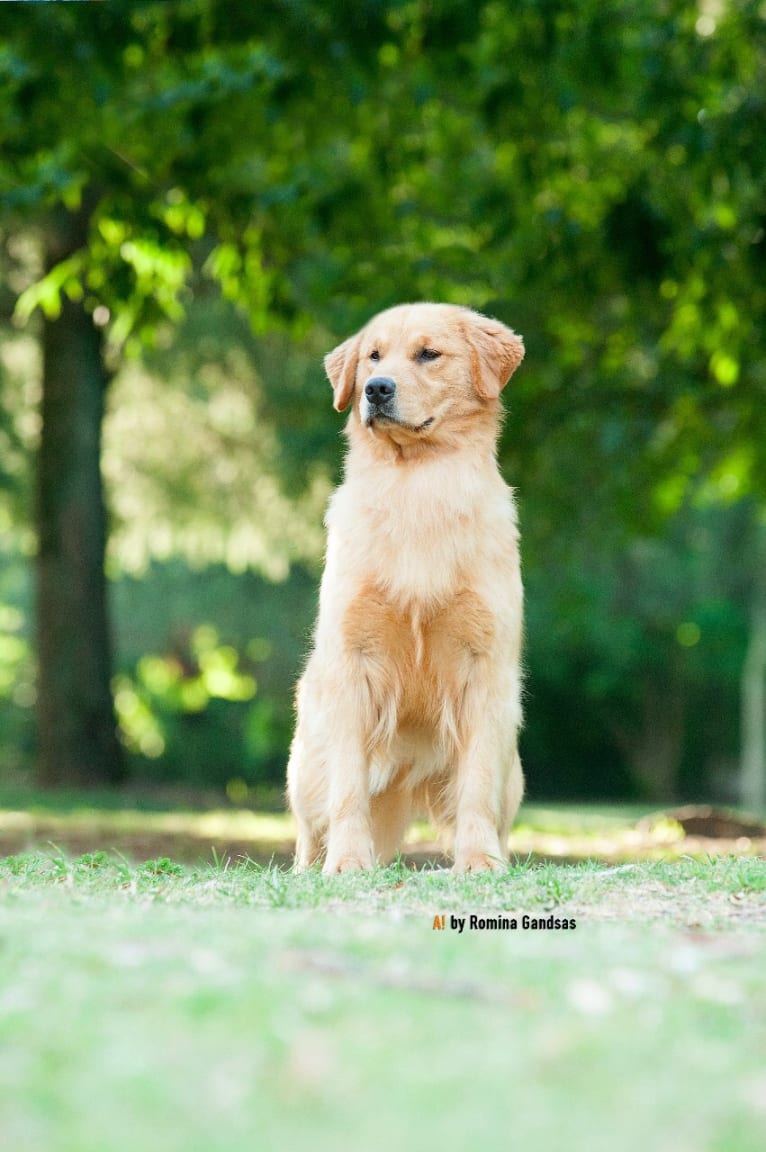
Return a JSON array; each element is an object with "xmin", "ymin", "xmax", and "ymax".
[
  {"xmin": 363, "ymin": 376, "xmax": 397, "ymax": 426},
  {"xmin": 362, "ymin": 376, "xmax": 435, "ymax": 433}
]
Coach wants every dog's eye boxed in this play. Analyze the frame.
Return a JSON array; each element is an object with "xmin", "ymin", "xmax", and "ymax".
[
  {"xmin": 369, "ymin": 350, "xmax": 380, "ymax": 362},
  {"xmin": 417, "ymin": 347, "xmax": 441, "ymax": 362}
]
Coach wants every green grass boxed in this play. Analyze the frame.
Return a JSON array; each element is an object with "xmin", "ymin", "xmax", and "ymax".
[{"xmin": 1, "ymin": 852, "xmax": 765, "ymax": 1152}]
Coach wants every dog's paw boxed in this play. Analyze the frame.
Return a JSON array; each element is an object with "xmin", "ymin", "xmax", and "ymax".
[
  {"xmin": 453, "ymin": 850, "xmax": 504, "ymax": 874},
  {"xmin": 322, "ymin": 849, "xmax": 374, "ymax": 875}
]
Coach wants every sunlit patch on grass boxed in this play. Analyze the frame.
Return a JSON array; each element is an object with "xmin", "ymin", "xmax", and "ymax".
[{"xmin": 0, "ymin": 799, "xmax": 763, "ymax": 867}]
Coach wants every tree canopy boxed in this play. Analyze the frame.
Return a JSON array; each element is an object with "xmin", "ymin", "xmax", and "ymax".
[{"xmin": 4, "ymin": 1, "xmax": 764, "ymax": 510}]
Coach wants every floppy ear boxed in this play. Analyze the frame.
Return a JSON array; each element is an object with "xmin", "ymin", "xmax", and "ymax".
[
  {"xmin": 464, "ymin": 312, "xmax": 525, "ymax": 400},
  {"xmin": 324, "ymin": 333, "xmax": 360, "ymax": 412}
]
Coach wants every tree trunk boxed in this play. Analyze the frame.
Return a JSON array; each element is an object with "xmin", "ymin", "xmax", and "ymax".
[
  {"xmin": 615, "ymin": 679, "xmax": 685, "ymax": 802},
  {"xmin": 35, "ymin": 206, "xmax": 124, "ymax": 787},
  {"xmin": 740, "ymin": 546, "xmax": 766, "ymax": 813}
]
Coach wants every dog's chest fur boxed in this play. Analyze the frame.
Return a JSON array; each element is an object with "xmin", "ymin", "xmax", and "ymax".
[
  {"xmin": 327, "ymin": 451, "xmax": 517, "ymax": 607},
  {"xmin": 320, "ymin": 454, "xmax": 519, "ymax": 760}
]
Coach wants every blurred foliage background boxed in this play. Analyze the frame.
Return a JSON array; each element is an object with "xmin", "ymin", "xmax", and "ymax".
[{"xmin": 0, "ymin": 0, "xmax": 764, "ymax": 809}]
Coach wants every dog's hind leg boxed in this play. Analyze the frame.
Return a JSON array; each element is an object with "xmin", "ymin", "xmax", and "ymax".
[
  {"xmin": 286, "ymin": 725, "xmax": 327, "ymax": 870},
  {"xmin": 290, "ymin": 811, "xmax": 325, "ymax": 871},
  {"xmin": 499, "ymin": 747, "xmax": 524, "ymax": 844}
]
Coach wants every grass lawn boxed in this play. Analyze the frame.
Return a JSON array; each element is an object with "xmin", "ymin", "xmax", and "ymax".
[{"xmin": 1, "ymin": 849, "xmax": 765, "ymax": 1152}]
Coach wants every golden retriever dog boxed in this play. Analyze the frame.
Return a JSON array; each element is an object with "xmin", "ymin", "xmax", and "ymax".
[{"xmin": 287, "ymin": 302, "xmax": 525, "ymax": 873}]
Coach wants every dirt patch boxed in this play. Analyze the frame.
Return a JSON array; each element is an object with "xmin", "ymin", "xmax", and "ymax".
[{"xmin": 640, "ymin": 805, "xmax": 766, "ymax": 840}]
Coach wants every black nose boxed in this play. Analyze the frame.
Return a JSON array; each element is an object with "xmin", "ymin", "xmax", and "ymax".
[{"xmin": 365, "ymin": 377, "xmax": 396, "ymax": 406}]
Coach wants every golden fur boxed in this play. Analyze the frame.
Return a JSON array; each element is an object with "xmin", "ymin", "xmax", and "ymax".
[{"xmin": 286, "ymin": 302, "xmax": 525, "ymax": 872}]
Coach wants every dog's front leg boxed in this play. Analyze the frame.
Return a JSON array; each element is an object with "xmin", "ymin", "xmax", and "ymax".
[
  {"xmin": 453, "ymin": 766, "xmax": 505, "ymax": 872},
  {"xmin": 323, "ymin": 730, "xmax": 375, "ymax": 874},
  {"xmin": 453, "ymin": 701, "xmax": 520, "ymax": 873}
]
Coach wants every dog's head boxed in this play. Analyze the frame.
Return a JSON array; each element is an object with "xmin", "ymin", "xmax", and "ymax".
[{"xmin": 324, "ymin": 303, "xmax": 524, "ymax": 448}]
